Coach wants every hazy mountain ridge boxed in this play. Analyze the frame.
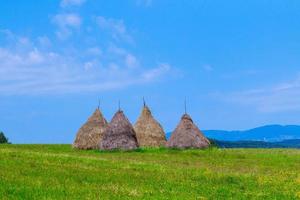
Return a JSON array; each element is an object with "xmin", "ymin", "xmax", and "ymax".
[
  {"xmin": 166, "ymin": 125, "xmax": 300, "ymax": 142},
  {"xmin": 203, "ymin": 125, "xmax": 300, "ymax": 142},
  {"xmin": 166, "ymin": 125, "xmax": 300, "ymax": 148}
]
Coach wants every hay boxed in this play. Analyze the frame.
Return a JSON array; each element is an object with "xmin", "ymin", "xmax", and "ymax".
[
  {"xmin": 167, "ymin": 114, "xmax": 210, "ymax": 149},
  {"xmin": 100, "ymin": 110, "xmax": 138, "ymax": 150},
  {"xmin": 134, "ymin": 105, "xmax": 166, "ymax": 147},
  {"xmin": 73, "ymin": 108, "xmax": 108, "ymax": 150}
]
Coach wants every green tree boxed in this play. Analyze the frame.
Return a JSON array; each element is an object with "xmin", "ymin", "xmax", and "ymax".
[
  {"xmin": 208, "ymin": 138, "xmax": 219, "ymax": 148},
  {"xmin": 0, "ymin": 132, "xmax": 9, "ymax": 144}
]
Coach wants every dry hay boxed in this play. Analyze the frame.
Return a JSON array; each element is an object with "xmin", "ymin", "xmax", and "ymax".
[
  {"xmin": 167, "ymin": 114, "xmax": 210, "ymax": 149},
  {"xmin": 73, "ymin": 108, "xmax": 108, "ymax": 150},
  {"xmin": 100, "ymin": 110, "xmax": 138, "ymax": 150},
  {"xmin": 134, "ymin": 105, "xmax": 166, "ymax": 147}
]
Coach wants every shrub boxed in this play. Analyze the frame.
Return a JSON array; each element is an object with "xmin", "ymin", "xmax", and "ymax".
[
  {"xmin": 0, "ymin": 132, "xmax": 9, "ymax": 144},
  {"xmin": 208, "ymin": 138, "xmax": 219, "ymax": 148}
]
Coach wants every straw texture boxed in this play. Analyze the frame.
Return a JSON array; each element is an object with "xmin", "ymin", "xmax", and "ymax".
[
  {"xmin": 73, "ymin": 108, "xmax": 108, "ymax": 150},
  {"xmin": 100, "ymin": 110, "xmax": 138, "ymax": 150},
  {"xmin": 134, "ymin": 106, "xmax": 166, "ymax": 147},
  {"xmin": 167, "ymin": 114, "xmax": 210, "ymax": 149}
]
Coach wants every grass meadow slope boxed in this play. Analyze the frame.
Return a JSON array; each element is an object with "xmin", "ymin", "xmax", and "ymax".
[{"xmin": 0, "ymin": 145, "xmax": 299, "ymax": 199}]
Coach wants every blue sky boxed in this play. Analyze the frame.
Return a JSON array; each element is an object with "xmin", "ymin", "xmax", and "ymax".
[{"xmin": 1, "ymin": 0, "xmax": 300, "ymax": 143}]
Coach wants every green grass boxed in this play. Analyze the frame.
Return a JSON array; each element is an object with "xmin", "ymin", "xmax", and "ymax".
[{"xmin": 0, "ymin": 145, "xmax": 299, "ymax": 199}]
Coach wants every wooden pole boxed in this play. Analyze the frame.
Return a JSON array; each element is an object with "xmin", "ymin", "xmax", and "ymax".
[
  {"xmin": 143, "ymin": 97, "xmax": 146, "ymax": 107},
  {"xmin": 184, "ymin": 98, "xmax": 187, "ymax": 114}
]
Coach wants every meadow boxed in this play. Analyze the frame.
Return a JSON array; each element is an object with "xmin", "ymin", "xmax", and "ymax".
[{"xmin": 0, "ymin": 145, "xmax": 299, "ymax": 200}]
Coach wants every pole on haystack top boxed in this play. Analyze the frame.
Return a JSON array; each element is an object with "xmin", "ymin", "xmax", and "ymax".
[
  {"xmin": 184, "ymin": 97, "xmax": 187, "ymax": 114},
  {"xmin": 98, "ymin": 99, "xmax": 101, "ymax": 109},
  {"xmin": 118, "ymin": 100, "xmax": 121, "ymax": 111},
  {"xmin": 143, "ymin": 97, "xmax": 146, "ymax": 107}
]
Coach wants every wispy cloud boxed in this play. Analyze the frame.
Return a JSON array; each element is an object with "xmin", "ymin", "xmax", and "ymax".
[
  {"xmin": 125, "ymin": 53, "xmax": 139, "ymax": 68},
  {"xmin": 53, "ymin": 14, "xmax": 82, "ymax": 28},
  {"xmin": 0, "ymin": 0, "xmax": 175, "ymax": 96},
  {"xmin": 60, "ymin": 0, "xmax": 86, "ymax": 7},
  {"xmin": 142, "ymin": 63, "xmax": 171, "ymax": 81},
  {"xmin": 86, "ymin": 47, "xmax": 102, "ymax": 56},
  {"xmin": 136, "ymin": 0, "xmax": 153, "ymax": 7},
  {"xmin": 37, "ymin": 36, "xmax": 52, "ymax": 48},
  {"xmin": 96, "ymin": 16, "xmax": 133, "ymax": 43},
  {"xmin": 202, "ymin": 64, "xmax": 213, "ymax": 72},
  {"xmin": 0, "ymin": 33, "xmax": 172, "ymax": 95},
  {"xmin": 223, "ymin": 75, "xmax": 300, "ymax": 113},
  {"xmin": 52, "ymin": 13, "xmax": 82, "ymax": 39}
]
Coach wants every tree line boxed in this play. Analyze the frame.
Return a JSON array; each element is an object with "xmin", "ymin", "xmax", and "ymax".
[{"xmin": 0, "ymin": 131, "xmax": 9, "ymax": 144}]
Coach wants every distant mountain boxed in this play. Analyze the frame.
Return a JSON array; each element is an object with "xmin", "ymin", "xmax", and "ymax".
[
  {"xmin": 212, "ymin": 139, "xmax": 300, "ymax": 148},
  {"xmin": 166, "ymin": 125, "xmax": 300, "ymax": 142},
  {"xmin": 204, "ymin": 125, "xmax": 300, "ymax": 142}
]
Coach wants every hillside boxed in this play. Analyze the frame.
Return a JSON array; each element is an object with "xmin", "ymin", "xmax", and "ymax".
[
  {"xmin": 203, "ymin": 125, "xmax": 300, "ymax": 142},
  {"xmin": 0, "ymin": 145, "xmax": 299, "ymax": 199},
  {"xmin": 167, "ymin": 125, "xmax": 300, "ymax": 142},
  {"xmin": 166, "ymin": 124, "xmax": 300, "ymax": 143}
]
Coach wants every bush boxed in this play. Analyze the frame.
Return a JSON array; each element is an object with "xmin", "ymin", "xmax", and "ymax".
[
  {"xmin": 208, "ymin": 138, "xmax": 219, "ymax": 148},
  {"xmin": 0, "ymin": 132, "xmax": 9, "ymax": 144}
]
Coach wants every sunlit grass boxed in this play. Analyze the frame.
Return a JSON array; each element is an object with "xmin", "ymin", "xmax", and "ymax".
[{"xmin": 0, "ymin": 144, "xmax": 299, "ymax": 199}]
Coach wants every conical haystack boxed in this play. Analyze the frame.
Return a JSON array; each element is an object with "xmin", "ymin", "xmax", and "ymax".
[
  {"xmin": 100, "ymin": 110, "xmax": 138, "ymax": 150},
  {"xmin": 134, "ymin": 105, "xmax": 166, "ymax": 147},
  {"xmin": 73, "ymin": 108, "xmax": 107, "ymax": 150},
  {"xmin": 167, "ymin": 114, "xmax": 210, "ymax": 149}
]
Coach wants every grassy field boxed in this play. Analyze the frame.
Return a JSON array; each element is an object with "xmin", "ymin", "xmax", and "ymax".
[{"xmin": 0, "ymin": 145, "xmax": 299, "ymax": 199}]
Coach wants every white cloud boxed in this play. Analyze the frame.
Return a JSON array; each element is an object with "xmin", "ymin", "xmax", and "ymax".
[
  {"xmin": 0, "ymin": 34, "xmax": 172, "ymax": 95},
  {"xmin": 125, "ymin": 54, "xmax": 139, "ymax": 68},
  {"xmin": 28, "ymin": 49, "xmax": 44, "ymax": 64},
  {"xmin": 202, "ymin": 64, "xmax": 213, "ymax": 72},
  {"xmin": 108, "ymin": 45, "xmax": 127, "ymax": 56},
  {"xmin": 53, "ymin": 13, "xmax": 82, "ymax": 28},
  {"xmin": 52, "ymin": 13, "xmax": 82, "ymax": 40},
  {"xmin": 142, "ymin": 63, "xmax": 171, "ymax": 81},
  {"xmin": 0, "ymin": 29, "xmax": 14, "ymax": 39},
  {"xmin": 37, "ymin": 36, "xmax": 52, "ymax": 48},
  {"xmin": 108, "ymin": 45, "xmax": 140, "ymax": 69},
  {"xmin": 96, "ymin": 16, "xmax": 133, "ymax": 43},
  {"xmin": 87, "ymin": 47, "xmax": 102, "ymax": 56},
  {"xmin": 136, "ymin": 0, "xmax": 153, "ymax": 7},
  {"xmin": 60, "ymin": 0, "xmax": 86, "ymax": 7},
  {"xmin": 0, "ymin": 1, "xmax": 175, "ymax": 96},
  {"xmin": 18, "ymin": 37, "xmax": 31, "ymax": 46},
  {"xmin": 223, "ymin": 75, "xmax": 300, "ymax": 113}
]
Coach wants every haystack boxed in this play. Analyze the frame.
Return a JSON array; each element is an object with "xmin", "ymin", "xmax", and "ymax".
[
  {"xmin": 167, "ymin": 114, "xmax": 210, "ymax": 149},
  {"xmin": 73, "ymin": 108, "xmax": 107, "ymax": 150},
  {"xmin": 100, "ymin": 110, "xmax": 138, "ymax": 150},
  {"xmin": 134, "ymin": 105, "xmax": 166, "ymax": 147}
]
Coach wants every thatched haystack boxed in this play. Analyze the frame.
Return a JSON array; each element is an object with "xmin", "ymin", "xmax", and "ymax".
[
  {"xmin": 167, "ymin": 114, "xmax": 210, "ymax": 149},
  {"xmin": 134, "ymin": 105, "xmax": 166, "ymax": 147},
  {"xmin": 100, "ymin": 110, "xmax": 138, "ymax": 150},
  {"xmin": 73, "ymin": 108, "xmax": 107, "ymax": 150}
]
